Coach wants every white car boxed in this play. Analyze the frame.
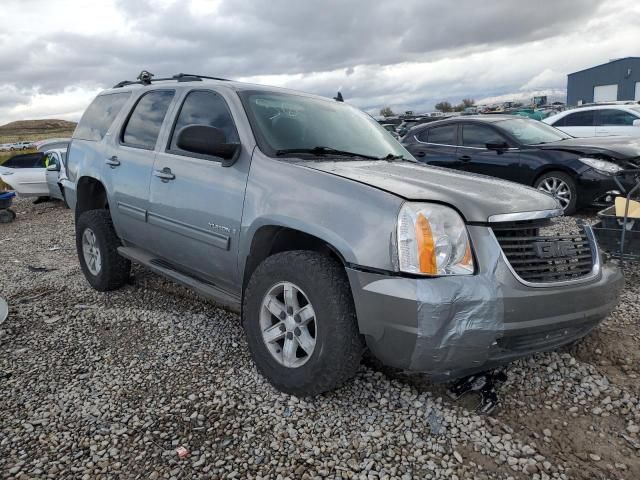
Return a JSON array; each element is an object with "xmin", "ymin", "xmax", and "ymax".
[
  {"xmin": 543, "ymin": 103, "xmax": 640, "ymax": 137},
  {"xmin": 0, "ymin": 148, "xmax": 67, "ymax": 200}
]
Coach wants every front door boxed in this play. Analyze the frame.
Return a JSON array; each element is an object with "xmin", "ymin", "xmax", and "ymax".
[
  {"xmin": 147, "ymin": 89, "xmax": 250, "ymax": 292},
  {"xmin": 458, "ymin": 123, "xmax": 523, "ymax": 183},
  {"xmin": 44, "ymin": 151, "xmax": 63, "ymax": 199},
  {"xmin": 595, "ymin": 109, "xmax": 640, "ymax": 137},
  {"xmin": 102, "ymin": 89, "xmax": 176, "ymax": 248}
]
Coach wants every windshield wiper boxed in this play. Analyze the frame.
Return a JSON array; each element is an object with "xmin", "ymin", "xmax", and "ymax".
[{"xmin": 275, "ymin": 146, "xmax": 380, "ymax": 160}]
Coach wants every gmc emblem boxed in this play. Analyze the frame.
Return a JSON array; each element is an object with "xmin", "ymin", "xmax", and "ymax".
[{"xmin": 533, "ymin": 240, "xmax": 575, "ymax": 259}]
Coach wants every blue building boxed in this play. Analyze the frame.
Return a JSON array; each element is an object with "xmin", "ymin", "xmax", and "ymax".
[{"xmin": 567, "ymin": 57, "xmax": 640, "ymax": 106}]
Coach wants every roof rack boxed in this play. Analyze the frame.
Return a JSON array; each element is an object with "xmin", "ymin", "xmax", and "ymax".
[
  {"xmin": 576, "ymin": 100, "xmax": 640, "ymax": 108},
  {"xmin": 113, "ymin": 70, "xmax": 231, "ymax": 88}
]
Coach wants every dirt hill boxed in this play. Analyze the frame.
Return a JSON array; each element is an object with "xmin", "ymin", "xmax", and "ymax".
[{"xmin": 0, "ymin": 119, "xmax": 77, "ymax": 143}]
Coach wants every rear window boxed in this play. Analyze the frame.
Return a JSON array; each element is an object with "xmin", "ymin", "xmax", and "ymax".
[
  {"xmin": 554, "ymin": 110, "xmax": 595, "ymax": 127},
  {"xmin": 425, "ymin": 125, "xmax": 456, "ymax": 145},
  {"xmin": 73, "ymin": 92, "xmax": 131, "ymax": 142},
  {"xmin": 2, "ymin": 153, "xmax": 45, "ymax": 168},
  {"xmin": 122, "ymin": 90, "xmax": 175, "ymax": 150}
]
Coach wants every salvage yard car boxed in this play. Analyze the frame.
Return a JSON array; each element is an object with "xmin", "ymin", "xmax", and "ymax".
[
  {"xmin": 64, "ymin": 73, "xmax": 623, "ymax": 395},
  {"xmin": 401, "ymin": 115, "xmax": 640, "ymax": 214},
  {"xmin": 0, "ymin": 148, "xmax": 68, "ymax": 201}
]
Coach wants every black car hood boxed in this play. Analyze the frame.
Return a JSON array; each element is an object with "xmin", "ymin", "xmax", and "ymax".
[
  {"xmin": 300, "ymin": 160, "xmax": 559, "ymax": 222},
  {"xmin": 537, "ymin": 136, "xmax": 640, "ymax": 161}
]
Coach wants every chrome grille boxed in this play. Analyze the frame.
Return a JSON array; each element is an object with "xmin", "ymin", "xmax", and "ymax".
[{"xmin": 492, "ymin": 220, "xmax": 596, "ymax": 284}]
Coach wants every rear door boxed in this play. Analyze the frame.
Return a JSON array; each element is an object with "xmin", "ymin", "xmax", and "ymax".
[
  {"xmin": 458, "ymin": 123, "xmax": 523, "ymax": 183},
  {"xmin": 550, "ymin": 110, "xmax": 595, "ymax": 137},
  {"xmin": 595, "ymin": 109, "xmax": 640, "ymax": 137},
  {"xmin": 403, "ymin": 123, "xmax": 461, "ymax": 170},
  {"xmin": 147, "ymin": 88, "xmax": 250, "ymax": 291},
  {"xmin": 103, "ymin": 89, "xmax": 176, "ymax": 249}
]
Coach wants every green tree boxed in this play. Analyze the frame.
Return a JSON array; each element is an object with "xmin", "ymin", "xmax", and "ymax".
[
  {"xmin": 435, "ymin": 101, "xmax": 453, "ymax": 113},
  {"xmin": 379, "ymin": 107, "xmax": 395, "ymax": 117}
]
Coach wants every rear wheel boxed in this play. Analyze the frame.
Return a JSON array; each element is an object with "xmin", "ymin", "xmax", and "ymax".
[
  {"xmin": 243, "ymin": 251, "xmax": 364, "ymax": 396},
  {"xmin": 534, "ymin": 171, "xmax": 577, "ymax": 215},
  {"xmin": 76, "ymin": 210, "xmax": 130, "ymax": 291}
]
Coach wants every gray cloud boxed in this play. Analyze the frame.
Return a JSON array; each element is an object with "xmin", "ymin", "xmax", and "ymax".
[{"xmin": 0, "ymin": 0, "xmax": 632, "ymax": 122}]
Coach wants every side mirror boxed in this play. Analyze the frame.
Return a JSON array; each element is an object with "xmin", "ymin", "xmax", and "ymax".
[
  {"xmin": 633, "ymin": 119, "xmax": 640, "ymax": 127},
  {"xmin": 46, "ymin": 163, "xmax": 60, "ymax": 172},
  {"xmin": 486, "ymin": 141, "xmax": 509, "ymax": 152},
  {"xmin": 176, "ymin": 125, "xmax": 240, "ymax": 166}
]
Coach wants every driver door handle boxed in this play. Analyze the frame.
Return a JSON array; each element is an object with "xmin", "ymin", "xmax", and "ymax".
[
  {"xmin": 105, "ymin": 156, "xmax": 120, "ymax": 167},
  {"xmin": 154, "ymin": 168, "xmax": 175, "ymax": 181},
  {"xmin": 459, "ymin": 155, "xmax": 472, "ymax": 162}
]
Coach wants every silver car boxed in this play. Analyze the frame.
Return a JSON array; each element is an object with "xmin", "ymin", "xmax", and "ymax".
[{"xmin": 64, "ymin": 73, "xmax": 623, "ymax": 395}]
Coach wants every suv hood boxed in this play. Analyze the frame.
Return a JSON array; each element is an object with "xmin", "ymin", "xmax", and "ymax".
[
  {"xmin": 299, "ymin": 160, "xmax": 558, "ymax": 222},
  {"xmin": 538, "ymin": 136, "xmax": 640, "ymax": 161}
]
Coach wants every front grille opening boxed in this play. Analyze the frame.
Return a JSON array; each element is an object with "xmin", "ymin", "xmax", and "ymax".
[{"xmin": 492, "ymin": 219, "xmax": 595, "ymax": 283}]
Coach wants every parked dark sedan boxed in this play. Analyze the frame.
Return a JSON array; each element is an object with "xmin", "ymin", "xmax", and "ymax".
[{"xmin": 401, "ymin": 115, "xmax": 640, "ymax": 214}]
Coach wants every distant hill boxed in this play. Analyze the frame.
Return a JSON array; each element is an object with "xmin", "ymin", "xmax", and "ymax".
[{"xmin": 0, "ymin": 119, "xmax": 77, "ymax": 143}]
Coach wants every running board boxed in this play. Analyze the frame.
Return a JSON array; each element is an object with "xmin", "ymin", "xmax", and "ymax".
[{"xmin": 117, "ymin": 246, "xmax": 241, "ymax": 312}]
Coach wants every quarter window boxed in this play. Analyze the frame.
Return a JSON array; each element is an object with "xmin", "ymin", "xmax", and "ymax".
[
  {"xmin": 596, "ymin": 109, "xmax": 639, "ymax": 126},
  {"xmin": 73, "ymin": 92, "xmax": 131, "ymax": 142},
  {"xmin": 423, "ymin": 125, "xmax": 456, "ymax": 145},
  {"xmin": 122, "ymin": 90, "xmax": 175, "ymax": 150},
  {"xmin": 168, "ymin": 90, "xmax": 239, "ymax": 155},
  {"xmin": 461, "ymin": 124, "xmax": 507, "ymax": 148}
]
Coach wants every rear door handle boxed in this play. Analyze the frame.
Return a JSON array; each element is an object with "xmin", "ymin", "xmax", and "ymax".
[
  {"xmin": 459, "ymin": 155, "xmax": 472, "ymax": 162},
  {"xmin": 105, "ymin": 156, "xmax": 120, "ymax": 167},
  {"xmin": 154, "ymin": 168, "xmax": 175, "ymax": 182},
  {"xmin": 415, "ymin": 151, "xmax": 426, "ymax": 158}
]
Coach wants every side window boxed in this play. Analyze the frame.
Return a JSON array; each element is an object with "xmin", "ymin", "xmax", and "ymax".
[
  {"xmin": 461, "ymin": 124, "xmax": 507, "ymax": 148},
  {"xmin": 560, "ymin": 111, "xmax": 595, "ymax": 127},
  {"xmin": 426, "ymin": 125, "xmax": 456, "ymax": 145},
  {"xmin": 168, "ymin": 90, "xmax": 239, "ymax": 155},
  {"xmin": 415, "ymin": 128, "xmax": 429, "ymax": 142},
  {"xmin": 122, "ymin": 90, "xmax": 175, "ymax": 150},
  {"xmin": 596, "ymin": 109, "xmax": 638, "ymax": 126},
  {"xmin": 73, "ymin": 92, "xmax": 131, "ymax": 141}
]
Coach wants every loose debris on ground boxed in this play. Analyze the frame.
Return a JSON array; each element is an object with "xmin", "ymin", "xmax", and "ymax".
[{"xmin": 0, "ymin": 199, "xmax": 638, "ymax": 479}]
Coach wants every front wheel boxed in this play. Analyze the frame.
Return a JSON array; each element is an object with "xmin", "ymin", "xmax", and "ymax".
[
  {"xmin": 76, "ymin": 210, "xmax": 130, "ymax": 291},
  {"xmin": 534, "ymin": 171, "xmax": 577, "ymax": 215},
  {"xmin": 243, "ymin": 251, "xmax": 364, "ymax": 396}
]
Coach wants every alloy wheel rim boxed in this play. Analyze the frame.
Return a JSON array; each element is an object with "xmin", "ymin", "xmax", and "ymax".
[
  {"xmin": 538, "ymin": 177, "xmax": 571, "ymax": 209},
  {"xmin": 259, "ymin": 281, "xmax": 317, "ymax": 368},
  {"xmin": 82, "ymin": 228, "xmax": 102, "ymax": 275}
]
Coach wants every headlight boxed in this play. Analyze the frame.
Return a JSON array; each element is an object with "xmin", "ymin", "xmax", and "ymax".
[
  {"xmin": 397, "ymin": 202, "xmax": 474, "ymax": 275},
  {"xmin": 579, "ymin": 158, "xmax": 622, "ymax": 174}
]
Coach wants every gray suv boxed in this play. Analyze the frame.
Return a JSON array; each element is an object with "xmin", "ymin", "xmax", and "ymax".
[{"xmin": 65, "ymin": 73, "xmax": 623, "ymax": 395}]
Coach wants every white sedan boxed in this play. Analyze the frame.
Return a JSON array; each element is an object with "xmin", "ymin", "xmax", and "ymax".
[
  {"xmin": 543, "ymin": 104, "xmax": 640, "ymax": 137},
  {"xmin": 0, "ymin": 148, "xmax": 67, "ymax": 200}
]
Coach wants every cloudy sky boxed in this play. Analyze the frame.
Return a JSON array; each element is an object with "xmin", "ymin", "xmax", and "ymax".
[{"xmin": 0, "ymin": 0, "xmax": 638, "ymax": 124}]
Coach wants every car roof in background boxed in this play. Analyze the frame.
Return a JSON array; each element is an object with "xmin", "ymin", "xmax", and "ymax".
[{"xmin": 404, "ymin": 115, "xmax": 519, "ymax": 135}]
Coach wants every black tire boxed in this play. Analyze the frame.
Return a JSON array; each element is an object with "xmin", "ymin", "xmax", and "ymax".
[
  {"xmin": 243, "ymin": 251, "xmax": 364, "ymax": 396},
  {"xmin": 534, "ymin": 171, "xmax": 577, "ymax": 215},
  {"xmin": 0, "ymin": 209, "xmax": 13, "ymax": 223},
  {"xmin": 76, "ymin": 210, "xmax": 130, "ymax": 291},
  {"xmin": 59, "ymin": 186, "xmax": 70, "ymax": 209}
]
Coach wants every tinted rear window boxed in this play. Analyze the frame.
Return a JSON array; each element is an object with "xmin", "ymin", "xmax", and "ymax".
[
  {"xmin": 73, "ymin": 92, "xmax": 131, "ymax": 141},
  {"xmin": 2, "ymin": 153, "xmax": 44, "ymax": 168},
  {"xmin": 426, "ymin": 125, "xmax": 456, "ymax": 145},
  {"xmin": 554, "ymin": 110, "xmax": 594, "ymax": 127},
  {"xmin": 122, "ymin": 90, "xmax": 175, "ymax": 150}
]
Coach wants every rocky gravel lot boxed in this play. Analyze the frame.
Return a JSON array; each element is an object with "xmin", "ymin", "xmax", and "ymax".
[{"xmin": 1, "ymin": 199, "xmax": 638, "ymax": 480}]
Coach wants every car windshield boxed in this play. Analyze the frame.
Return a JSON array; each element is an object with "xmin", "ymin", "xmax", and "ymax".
[
  {"xmin": 239, "ymin": 91, "xmax": 412, "ymax": 160},
  {"xmin": 496, "ymin": 118, "xmax": 571, "ymax": 145}
]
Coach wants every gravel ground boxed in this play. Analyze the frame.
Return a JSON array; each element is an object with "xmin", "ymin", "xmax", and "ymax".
[{"xmin": 0, "ymin": 199, "xmax": 638, "ymax": 480}]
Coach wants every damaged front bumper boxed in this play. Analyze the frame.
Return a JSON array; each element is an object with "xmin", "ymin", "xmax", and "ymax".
[{"xmin": 347, "ymin": 225, "xmax": 624, "ymax": 382}]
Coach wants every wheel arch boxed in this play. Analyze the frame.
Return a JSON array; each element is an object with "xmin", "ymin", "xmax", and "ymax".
[
  {"xmin": 75, "ymin": 176, "xmax": 109, "ymax": 220},
  {"xmin": 241, "ymin": 223, "xmax": 352, "ymax": 299}
]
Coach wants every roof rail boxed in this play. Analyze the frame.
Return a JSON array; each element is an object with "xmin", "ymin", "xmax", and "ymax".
[
  {"xmin": 576, "ymin": 100, "xmax": 640, "ymax": 108},
  {"xmin": 113, "ymin": 71, "xmax": 231, "ymax": 88}
]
